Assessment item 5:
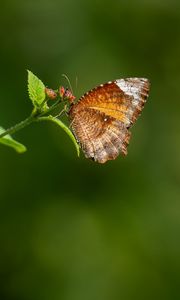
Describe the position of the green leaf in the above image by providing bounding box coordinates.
[27,70,46,108]
[37,116,80,157]
[0,127,27,153]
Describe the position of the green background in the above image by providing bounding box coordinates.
[0,1,180,299]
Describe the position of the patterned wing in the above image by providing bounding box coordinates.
[69,78,150,163]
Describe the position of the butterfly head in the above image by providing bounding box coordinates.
[59,86,76,104]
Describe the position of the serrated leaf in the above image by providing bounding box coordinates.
[27,70,46,108]
[0,127,27,153]
[37,116,80,157]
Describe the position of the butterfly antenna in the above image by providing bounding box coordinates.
[75,76,78,94]
[62,74,74,94]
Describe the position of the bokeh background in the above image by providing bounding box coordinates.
[0,0,180,299]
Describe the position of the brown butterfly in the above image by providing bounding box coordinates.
[68,78,150,163]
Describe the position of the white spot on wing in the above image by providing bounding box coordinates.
[115,78,148,106]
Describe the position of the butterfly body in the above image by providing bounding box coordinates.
[69,78,150,163]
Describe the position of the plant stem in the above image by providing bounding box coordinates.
[0,100,64,139]
[36,116,80,156]
[0,114,36,138]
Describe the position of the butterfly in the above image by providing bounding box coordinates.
[68,78,150,163]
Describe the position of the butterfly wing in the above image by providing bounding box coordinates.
[69,78,150,163]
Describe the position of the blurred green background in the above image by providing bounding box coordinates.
[0,0,180,299]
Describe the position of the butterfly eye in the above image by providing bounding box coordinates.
[64,89,76,103]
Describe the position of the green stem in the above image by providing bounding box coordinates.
[0,98,71,156]
[0,114,36,138]
[0,99,63,139]
[36,116,80,157]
